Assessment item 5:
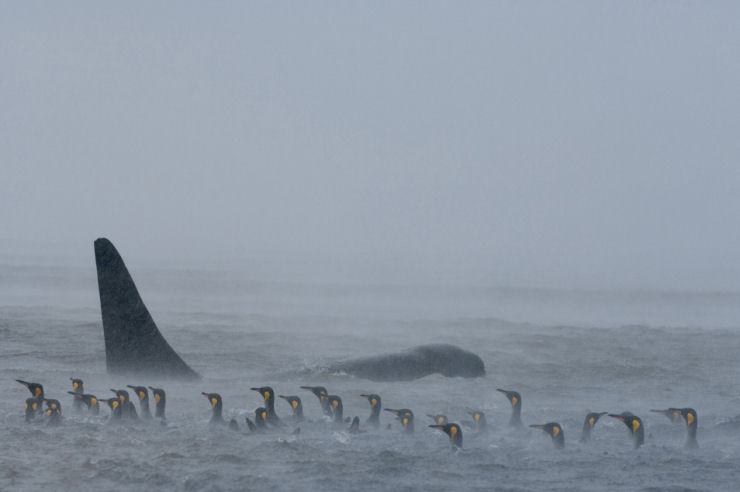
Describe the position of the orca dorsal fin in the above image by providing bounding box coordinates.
[95,238,200,380]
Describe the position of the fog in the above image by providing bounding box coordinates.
[2,1,739,291]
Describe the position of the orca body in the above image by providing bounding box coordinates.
[328,344,484,382]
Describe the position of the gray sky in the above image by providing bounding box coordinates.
[1,1,739,290]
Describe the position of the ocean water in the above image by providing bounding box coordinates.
[2,262,740,491]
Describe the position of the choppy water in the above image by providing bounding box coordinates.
[2,263,740,491]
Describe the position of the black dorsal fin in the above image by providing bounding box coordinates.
[95,238,200,380]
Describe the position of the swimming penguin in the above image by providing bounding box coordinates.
[127,386,152,419]
[17,380,44,411]
[609,412,644,448]
[348,416,362,434]
[427,414,448,426]
[102,397,123,420]
[251,387,281,425]
[678,408,698,448]
[202,393,225,425]
[110,389,138,419]
[361,394,382,428]
[67,392,100,415]
[385,408,414,433]
[43,399,62,425]
[300,386,332,416]
[70,378,84,411]
[278,395,304,422]
[429,423,463,448]
[580,412,607,442]
[24,397,40,422]
[496,388,522,428]
[530,422,565,449]
[148,387,166,419]
[253,407,268,430]
[326,395,344,424]
[468,410,487,433]
[650,408,682,423]
[360,393,382,427]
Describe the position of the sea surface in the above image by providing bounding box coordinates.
[2,261,740,491]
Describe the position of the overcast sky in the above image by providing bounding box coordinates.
[1,1,739,290]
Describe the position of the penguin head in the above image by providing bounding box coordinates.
[531,422,562,438]
[327,395,342,411]
[585,412,607,428]
[127,386,149,402]
[253,407,267,426]
[279,395,302,412]
[148,387,165,404]
[111,389,129,403]
[385,408,413,428]
[201,392,222,410]
[251,387,274,405]
[427,414,448,425]
[609,413,642,434]
[361,394,381,409]
[300,386,328,401]
[24,398,40,419]
[530,422,564,448]
[430,423,462,446]
[680,408,697,428]
[17,380,44,399]
[70,378,84,392]
[43,399,62,417]
[650,408,682,423]
[469,410,486,426]
[496,388,521,408]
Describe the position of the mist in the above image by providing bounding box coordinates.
[2,1,740,291]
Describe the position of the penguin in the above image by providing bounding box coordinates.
[228,418,240,431]
[530,422,565,449]
[427,414,448,426]
[43,399,62,425]
[67,392,100,415]
[102,397,122,420]
[202,393,225,425]
[326,395,344,424]
[361,394,382,428]
[24,397,40,422]
[127,385,152,419]
[468,410,487,433]
[17,380,44,412]
[496,388,522,428]
[650,408,682,423]
[300,386,331,416]
[609,412,644,448]
[148,387,166,419]
[384,408,414,433]
[70,378,84,411]
[580,412,607,442]
[251,387,281,425]
[429,423,463,448]
[278,395,304,422]
[110,389,138,419]
[348,416,362,434]
[253,407,268,430]
[678,408,698,449]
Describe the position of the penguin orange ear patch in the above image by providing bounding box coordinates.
[291,400,298,409]
[552,426,561,437]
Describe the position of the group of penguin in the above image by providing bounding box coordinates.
[17,377,699,450]
[16,378,167,424]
